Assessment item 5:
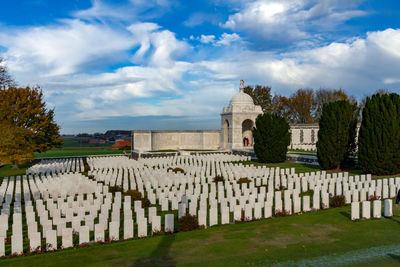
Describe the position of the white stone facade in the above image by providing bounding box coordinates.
[220,81,263,150]
[132,81,324,152]
[132,130,220,151]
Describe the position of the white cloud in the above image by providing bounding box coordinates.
[200,35,216,44]
[216,33,241,46]
[0,19,134,76]
[197,28,400,96]
[222,0,366,48]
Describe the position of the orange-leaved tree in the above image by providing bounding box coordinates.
[0,86,63,168]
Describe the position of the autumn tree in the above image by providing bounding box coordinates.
[271,94,291,119]
[288,89,316,123]
[0,123,35,168]
[0,86,63,167]
[0,57,16,88]
[244,85,273,113]
[314,89,356,120]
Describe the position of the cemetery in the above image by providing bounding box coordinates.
[0,153,400,265]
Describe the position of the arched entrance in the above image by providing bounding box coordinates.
[242,119,254,148]
[223,120,230,149]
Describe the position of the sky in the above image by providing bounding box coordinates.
[0,0,399,134]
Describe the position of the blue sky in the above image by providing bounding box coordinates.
[0,0,399,134]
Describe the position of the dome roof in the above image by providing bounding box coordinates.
[229,91,254,106]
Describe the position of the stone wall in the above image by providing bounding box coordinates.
[132,124,360,152]
[132,130,220,151]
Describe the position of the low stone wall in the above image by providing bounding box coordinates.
[132,130,220,151]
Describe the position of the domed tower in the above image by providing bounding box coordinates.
[221,80,263,150]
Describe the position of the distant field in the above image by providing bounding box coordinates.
[61,139,112,148]
[32,138,130,158]
[34,149,130,158]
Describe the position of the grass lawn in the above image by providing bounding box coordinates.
[34,149,130,158]
[0,162,34,178]
[3,206,400,266]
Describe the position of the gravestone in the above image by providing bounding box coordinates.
[46,230,57,251]
[362,201,371,219]
[165,214,174,233]
[124,219,134,239]
[138,218,148,238]
[384,199,393,217]
[152,216,161,234]
[373,200,381,218]
[95,224,105,242]
[351,202,360,220]
[62,228,73,248]
[109,221,119,241]
[29,232,41,252]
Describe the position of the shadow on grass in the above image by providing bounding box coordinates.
[387,253,400,262]
[340,211,351,220]
[133,234,177,267]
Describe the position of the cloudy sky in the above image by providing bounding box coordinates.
[0,0,399,134]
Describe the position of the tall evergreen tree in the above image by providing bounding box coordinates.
[253,113,291,163]
[317,100,358,170]
[358,93,400,175]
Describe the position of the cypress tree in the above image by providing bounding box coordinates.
[316,100,358,170]
[253,113,291,163]
[358,93,400,175]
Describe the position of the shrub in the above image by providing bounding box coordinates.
[109,185,123,193]
[167,167,185,174]
[317,100,358,170]
[84,163,90,172]
[369,195,380,201]
[274,210,289,217]
[178,215,199,232]
[358,93,400,175]
[213,175,224,183]
[253,113,291,163]
[330,195,345,208]
[237,177,251,185]
[123,190,150,208]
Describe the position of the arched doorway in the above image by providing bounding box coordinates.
[223,120,230,149]
[242,119,254,148]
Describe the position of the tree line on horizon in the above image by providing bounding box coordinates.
[244,85,392,124]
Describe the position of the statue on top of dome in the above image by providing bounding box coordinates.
[240,80,244,92]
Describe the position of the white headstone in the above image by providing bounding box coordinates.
[351,202,360,220]
[362,201,371,219]
[138,218,148,238]
[165,214,174,233]
[79,226,90,244]
[109,221,119,241]
[152,216,161,234]
[62,228,73,249]
[124,219,134,239]
[45,230,57,251]
[95,224,105,242]
[384,199,393,217]
[373,200,381,219]
[29,231,41,252]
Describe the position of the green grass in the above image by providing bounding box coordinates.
[34,149,130,158]
[0,162,33,178]
[62,139,112,148]
[3,207,400,266]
